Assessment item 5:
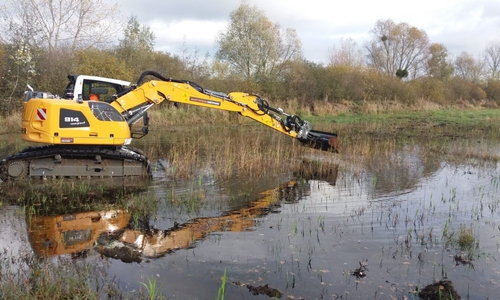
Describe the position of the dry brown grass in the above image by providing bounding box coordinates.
[0,111,22,134]
[149,125,306,179]
[1,98,494,133]
[409,98,444,111]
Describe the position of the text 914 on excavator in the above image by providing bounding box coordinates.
[0,71,338,181]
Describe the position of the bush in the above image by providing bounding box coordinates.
[338,67,366,101]
[449,77,487,102]
[363,70,416,104]
[485,80,500,103]
[413,77,450,105]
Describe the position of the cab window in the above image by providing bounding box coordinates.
[82,80,123,102]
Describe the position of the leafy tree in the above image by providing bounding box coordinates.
[484,41,500,80]
[454,52,484,83]
[365,19,429,78]
[116,15,155,75]
[426,43,454,80]
[215,2,302,83]
[119,16,155,52]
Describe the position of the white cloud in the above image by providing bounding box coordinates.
[149,19,227,54]
[118,0,500,63]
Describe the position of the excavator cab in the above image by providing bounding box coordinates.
[62,75,131,102]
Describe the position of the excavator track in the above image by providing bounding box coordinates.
[0,145,150,181]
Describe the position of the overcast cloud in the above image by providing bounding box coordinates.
[117,0,500,63]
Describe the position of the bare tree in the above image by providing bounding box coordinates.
[484,41,500,80]
[1,0,120,54]
[328,38,364,67]
[454,51,485,83]
[365,19,429,79]
[177,36,212,81]
[215,2,302,82]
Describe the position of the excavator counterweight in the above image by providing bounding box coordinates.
[0,71,338,181]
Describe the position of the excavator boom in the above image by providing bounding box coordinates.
[0,71,338,180]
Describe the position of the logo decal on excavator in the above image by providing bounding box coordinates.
[37,108,47,120]
[189,97,221,106]
[59,109,89,128]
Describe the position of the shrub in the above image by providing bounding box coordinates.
[485,80,500,103]
[413,77,449,105]
[449,77,487,102]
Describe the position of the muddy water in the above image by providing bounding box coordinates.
[1,128,500,299]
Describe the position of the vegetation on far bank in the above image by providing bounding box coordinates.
[2,99,500,136]
[1,1,500,116]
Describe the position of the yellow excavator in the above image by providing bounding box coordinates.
[0,71,338,180]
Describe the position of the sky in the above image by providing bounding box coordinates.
[118,0,500,64]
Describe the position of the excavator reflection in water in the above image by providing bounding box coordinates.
[29,209,130,258]
[28,164,338,262]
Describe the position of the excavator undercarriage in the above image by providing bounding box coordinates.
[0,145,149,181]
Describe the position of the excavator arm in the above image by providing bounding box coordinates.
[111,71,338,151]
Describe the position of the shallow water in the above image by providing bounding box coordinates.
[1,129,499,299]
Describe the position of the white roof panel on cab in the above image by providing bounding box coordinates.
[77,75,131,87]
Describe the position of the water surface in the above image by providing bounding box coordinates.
[0,128,499,299]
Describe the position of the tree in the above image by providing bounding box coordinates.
[1,0,120,54]
[115,15,155,75]
[118,16,155,53]
[365,19,429,79]
[328,38,364,68]
[426,43,454,80]
[0,1,40,93]
[177,37,211,81]
[484,41,500,80]
[454,52,484,83]
[215,2,302,82]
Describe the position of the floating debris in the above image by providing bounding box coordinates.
[418,280,461,300]
[234,281,283,298]
[351,261,368,279]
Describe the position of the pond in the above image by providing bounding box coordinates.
[0,125,499,299]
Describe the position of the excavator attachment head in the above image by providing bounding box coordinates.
[298,130,339,152]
